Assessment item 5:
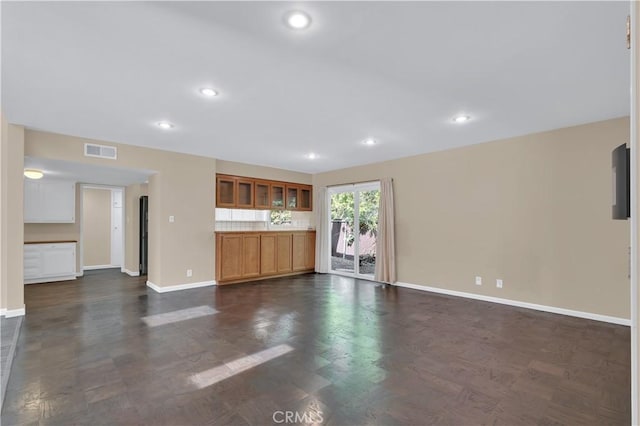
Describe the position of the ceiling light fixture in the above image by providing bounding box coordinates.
[199,88,218,97]
[363,138,377,146]
[453,115,471,123]
[285,11,312,30]
[306,153,317,160]
[156,121,174,130]
[24,169,44,180]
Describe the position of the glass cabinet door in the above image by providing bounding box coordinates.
[216,176,236,207]
[255,182,270,209]
[237,179,254,208]
[271,184,285,209]
[286,186,298,209]
[299,187,312,210]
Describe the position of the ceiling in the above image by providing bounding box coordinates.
[24,157,154,186]
[2,1,630,174]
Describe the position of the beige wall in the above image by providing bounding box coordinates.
[1,121,25,312]
[23,129,216,288]
[82,188,112,267]
[1,114,7,310]
[125,183,148,274]
[216,159,312,184]
[633,3,639,421]
[315,117,631,319]
[24,184,82,272]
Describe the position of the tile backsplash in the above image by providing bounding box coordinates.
[215,208,314,231]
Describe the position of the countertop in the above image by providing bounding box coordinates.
[215,229,315,234]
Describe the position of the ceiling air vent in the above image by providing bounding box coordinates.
[84,143,117,160]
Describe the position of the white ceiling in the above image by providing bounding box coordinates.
[2,1,630,174]
[24,157,154,186]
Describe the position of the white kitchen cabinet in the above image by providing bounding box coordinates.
[23,243,77,284]
[24,180,76,223]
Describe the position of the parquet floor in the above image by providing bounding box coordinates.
[0,269,631,425]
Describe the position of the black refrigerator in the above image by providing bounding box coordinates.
[139,196,149,275]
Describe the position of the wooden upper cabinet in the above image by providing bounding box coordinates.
[271,183,285,209]
[216,176,236,207]
[236,179,254,208]
[216,174,312,211]
[286,185,299,210]
[299,186,312,211]
[255,181,271,209]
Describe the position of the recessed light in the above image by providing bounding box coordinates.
[285,11,312,30]
[453,115,471,123]
[306,153,317,160]
[156,121,174,130]
[199,88,218,97]
[24,169,44,179]
[363,138,377,146]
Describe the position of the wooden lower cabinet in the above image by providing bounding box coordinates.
[277,234,293,273]
[260,234,277,275]
[305,232,315,270]
[292,233,307,272]
[216,231,315,284]
[216,234,243,282]
[242,235,261,278]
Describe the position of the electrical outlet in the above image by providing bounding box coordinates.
[475,276,482,286]
[496,279,503,289]
[169,215,175,223]
[186,269,193,277]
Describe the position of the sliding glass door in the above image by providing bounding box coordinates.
[329,182,380,279]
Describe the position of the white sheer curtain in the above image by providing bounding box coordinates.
[314,186,330,273]
[375,178,396,283]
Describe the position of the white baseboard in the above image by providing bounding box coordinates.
[76,272,84,277]
[24,275,77,285]
[83,264,118,271]
[146,280,216,293]
[394,281,631,326]
[124,269,140,277]
[0,305,26,318]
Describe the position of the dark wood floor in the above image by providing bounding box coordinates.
[1,269,631,425]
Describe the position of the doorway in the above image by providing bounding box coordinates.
[80,185,124,271]
[329,182,380,279]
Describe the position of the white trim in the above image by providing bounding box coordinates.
[1,305,26,318]
[395,281,631,326]
[146,280,216,293]
[124,269,140,277]
[76,272,84,277]
[82,264,118,270]
[24,276,77,285]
